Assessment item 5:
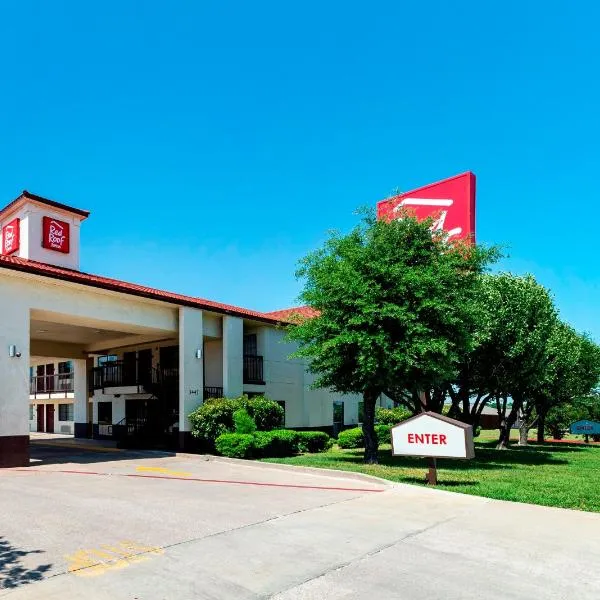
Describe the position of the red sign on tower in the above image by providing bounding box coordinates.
[2,218,20,255]
[377,172,476,243]
[42,216,70,253]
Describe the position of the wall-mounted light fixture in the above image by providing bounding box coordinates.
[8,345,21,358]
[195,348,202,359]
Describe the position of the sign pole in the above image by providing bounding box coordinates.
[426,457,437,485]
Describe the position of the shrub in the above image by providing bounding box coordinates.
[338,425,391,449]
[375,406,412,425]
[375,424,391,443]
[337,427,364,449]
[215,433,255,458]
[233,408,257,434]
[189,395,283,442]
[244,396,284,431]
[251,429,299,457]
[189,398,239,441]
[296,431,333,453]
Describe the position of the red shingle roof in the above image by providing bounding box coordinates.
[264,306,319,320]
[0,254,294,325]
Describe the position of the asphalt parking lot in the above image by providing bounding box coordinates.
[1,443,599,599]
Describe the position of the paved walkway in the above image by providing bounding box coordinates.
[0,447,599,599]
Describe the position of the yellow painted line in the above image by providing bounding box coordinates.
[135,465,192,477]
[66,540,164,577]
[30,440,122,453]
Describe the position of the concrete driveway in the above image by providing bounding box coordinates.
[0,444,599,599]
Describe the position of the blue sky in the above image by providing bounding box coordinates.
[1,1,598,340]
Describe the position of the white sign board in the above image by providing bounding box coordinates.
[391,412,475,459]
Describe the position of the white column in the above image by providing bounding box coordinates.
[73,359,88,438]
[0,298,30,467]
[178,307,204,440]
[222,316,243,398]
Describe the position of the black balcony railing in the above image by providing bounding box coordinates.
[91,360,162,391]
[204,386,223,400]
[243,355,264,385]
[30,373,74,398]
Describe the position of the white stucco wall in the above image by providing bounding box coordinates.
[178,307,204,432]
[204,339,223,388]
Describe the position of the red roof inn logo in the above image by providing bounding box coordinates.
[2,218,20,255]
[43,216,70,253]
[377,172,476,243]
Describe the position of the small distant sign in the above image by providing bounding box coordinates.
[570,420,600,436]
[391,412,475,459]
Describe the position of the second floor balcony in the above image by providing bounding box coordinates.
[30,373,74,398]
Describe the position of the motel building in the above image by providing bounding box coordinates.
[0,191,382,468]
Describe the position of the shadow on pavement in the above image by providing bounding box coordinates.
[0,537,52,590]
[29,444,175,467]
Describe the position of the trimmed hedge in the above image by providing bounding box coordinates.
[189,395,284,442]
[233,408,256,434]
[337,425,392,449]
[214,429,334,459]
[297,431,333,453]
[375,406,412,425]
[215,433,255,458]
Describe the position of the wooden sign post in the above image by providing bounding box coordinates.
[391,412,475,485]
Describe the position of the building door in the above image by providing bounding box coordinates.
[46,405,55,433]
[36,365,46,393]
[36,405,44,432]
[123,352,137,386]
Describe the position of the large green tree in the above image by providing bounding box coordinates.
[288,210,497,463]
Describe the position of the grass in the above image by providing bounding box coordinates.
[262,430,600,512]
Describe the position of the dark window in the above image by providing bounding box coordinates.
[98,401,112,424]
[58,403,73,421]
[58,361,72,374]
[333,401,344,424]
[243,334,257,356]
[358,401,365,424]
[277,401,286,426]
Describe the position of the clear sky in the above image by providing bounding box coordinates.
[1,1,598,340]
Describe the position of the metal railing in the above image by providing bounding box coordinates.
[243,355,264,384]
[30,373,74,398]
[204,386,223,400]
[91,361,160,391]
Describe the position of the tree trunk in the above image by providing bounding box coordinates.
[497,402,520,450]
[517,408,528,446]
[537,411,546,443]
[362,388,380,464]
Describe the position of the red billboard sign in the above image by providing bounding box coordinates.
[2,218,20,255]
[42,216,70,253]
[377,172,476,242]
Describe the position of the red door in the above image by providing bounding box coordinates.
[37,405,44,432]
[46,405,55,434]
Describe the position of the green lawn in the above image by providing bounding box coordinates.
[262,435,600,512]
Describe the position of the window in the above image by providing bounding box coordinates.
[58,361,72,374]
[358,401,365,424]
[98,401,112,424]
[58,403,74,421]
[243,334,257,356]
[98,355,117,366]
[29,405,34,420]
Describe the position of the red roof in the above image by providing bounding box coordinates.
[264,306,319,320]
[0,254,296,325]
[0,190,90,221]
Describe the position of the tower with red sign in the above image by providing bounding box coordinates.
[0,191,89,270]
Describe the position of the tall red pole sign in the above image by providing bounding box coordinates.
[376,172,476,243]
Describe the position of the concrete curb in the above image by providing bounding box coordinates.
[197,454,394,487]
[30,440,123,453]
